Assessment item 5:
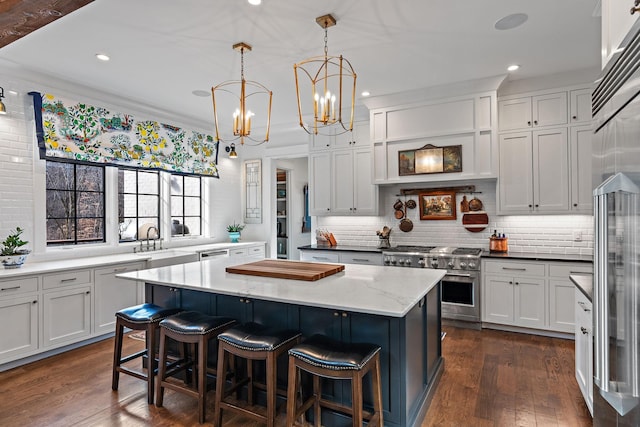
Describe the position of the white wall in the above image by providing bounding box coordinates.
[317,181,593,255]
[0,61,246,261]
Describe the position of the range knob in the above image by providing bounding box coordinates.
[405,259,412,266]
[390,259,397,265]
[447,261,455,269]
[383,257,391,265]
[398,259,405,266]
[459,261,467,269]
[418,258,426,267]
[431,259,439,268]
[468,261,477,269]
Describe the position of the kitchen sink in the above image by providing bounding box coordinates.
[135,248,199,268]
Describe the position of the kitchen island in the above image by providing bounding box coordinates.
[118,258,445,427]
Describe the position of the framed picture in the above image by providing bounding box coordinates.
[398,144,462,176]
[398,150,415,176]
[419,190,457,220]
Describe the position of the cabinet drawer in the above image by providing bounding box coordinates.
[43,269,92,290]
[0,276,38,296]
[229,248,248,257]
[247,245,265,258]
[94,262,145,276]
[483,261,545,277]
[549,263,592,278]
[300,251,340,263]
[340,253,382,265]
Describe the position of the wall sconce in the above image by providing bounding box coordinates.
[0,87,7,115]
[225,143,238,158]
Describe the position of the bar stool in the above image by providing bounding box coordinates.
[285,334,384,427]
[214,322,302,427]
[155,311,236,424]
[112,303,182,404]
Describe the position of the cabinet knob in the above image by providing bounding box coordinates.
[573,203,578,207]
[86,291,90,294]
[327,208,330,211]
[334,312,340,317]
[533,120,538,125]
[32,300,37,304]
[509,281,513,285]
[535,204,539,208]
[342,312,348,317]
[528,204,533,208]
[572,115,577,120]
[245,299,251,304]
[514,282,519,285]
[353,207,357,211]
[581,326,588,334]
[527,121,531,126]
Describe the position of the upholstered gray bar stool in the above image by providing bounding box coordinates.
[285,334,384,427]
[214,322,302,427]
[112,303,182,404]
[155,311,236,424]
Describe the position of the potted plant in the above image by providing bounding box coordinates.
[226,222,245,243]
[1,227,31,269]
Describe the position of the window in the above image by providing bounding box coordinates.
[170,174,201,237]
[118,169,160,241]
[46,161,105,245]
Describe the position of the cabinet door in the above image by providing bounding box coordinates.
[513,277,546,329]
[42,285,92,348]
[548,279,575,332]
[570,125,593,212]
[532,92,567,128]
[498,132,534,213]
[352,121,370,147]
[309,153,331,215]
[310,133,333,151]
[0,295,38,363]
[498,97,532,131]
[574,289,593,415]
[532,128,569,212]
[146,284,180,308]
[483,275,515,324]
[332,150,355,214]
[333,129,354,149]
[352,148,377,215]
[601,0,639,67]
[570,88,592,124]
[94,263,144,335]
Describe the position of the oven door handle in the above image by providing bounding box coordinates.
[444,272,472,278]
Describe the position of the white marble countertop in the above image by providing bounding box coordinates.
[0,241,266,279]
[117,258,445,318]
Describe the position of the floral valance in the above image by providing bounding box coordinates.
[29,92,219,178]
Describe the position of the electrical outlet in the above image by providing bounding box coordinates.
[573,231,583,242]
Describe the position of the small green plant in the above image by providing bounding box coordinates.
[226,223,245,233]
[1,227,29,255]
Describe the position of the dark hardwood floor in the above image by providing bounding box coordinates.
[0,326,592,426]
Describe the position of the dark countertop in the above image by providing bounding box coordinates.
[570,274,593,302]
[298,244,383,253]
[482,251,593,263]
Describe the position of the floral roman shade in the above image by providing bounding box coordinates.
[29,92,219,177]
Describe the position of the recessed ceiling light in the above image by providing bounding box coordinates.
[248,0,261,5]
[494,13,528,31]
[95,53,110,61]
[192,90,210,97]
[507,64,520,72]
[361,91,370,97]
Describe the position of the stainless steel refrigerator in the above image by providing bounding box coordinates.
[592,18,640,427]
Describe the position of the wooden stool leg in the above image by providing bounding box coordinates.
[155,328,167,407]
[313,374,321,427]
[214,343,227,427]
[198,335,207,424]
[146,322,157,404]
[351,371,363,427]
[111,320,124,391]
[286,355,298,427]
[247,358,254,406]
[371,356,384,426]
[266,352,276,427]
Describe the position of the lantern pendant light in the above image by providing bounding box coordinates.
[294,14,357,136]
[212,42,272,145]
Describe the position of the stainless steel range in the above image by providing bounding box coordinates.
[382,246,482,325]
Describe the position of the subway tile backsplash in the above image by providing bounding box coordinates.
[317,181,593,256]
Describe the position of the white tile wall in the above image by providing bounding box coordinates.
[317,181,593,255]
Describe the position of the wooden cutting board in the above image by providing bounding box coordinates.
[462,212,489,232]
[226,259,345,281]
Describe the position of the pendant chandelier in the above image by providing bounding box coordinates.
[212,42,272,145]
[294,14,357,136]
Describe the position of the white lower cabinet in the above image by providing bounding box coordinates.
[42,285,92,348]
[482,259,592,333]
[574,288,593,415]
[0,294,39,364]
[94,262,145,335]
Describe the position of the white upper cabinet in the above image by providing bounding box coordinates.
[601,0,639,68]
[499,92,567,131]
[570,88,592,124]
[309,152,331,215]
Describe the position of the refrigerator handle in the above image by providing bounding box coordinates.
[593,192,609,391]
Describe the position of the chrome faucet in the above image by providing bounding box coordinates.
[146,226,159,250]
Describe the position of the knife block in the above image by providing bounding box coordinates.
[489,237,508,253]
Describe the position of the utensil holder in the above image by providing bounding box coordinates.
[377,237,390,249]
[489,237,508,253]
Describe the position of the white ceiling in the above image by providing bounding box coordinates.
[0,0,601,131]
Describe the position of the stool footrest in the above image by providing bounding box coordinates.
[118,348,147,364]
